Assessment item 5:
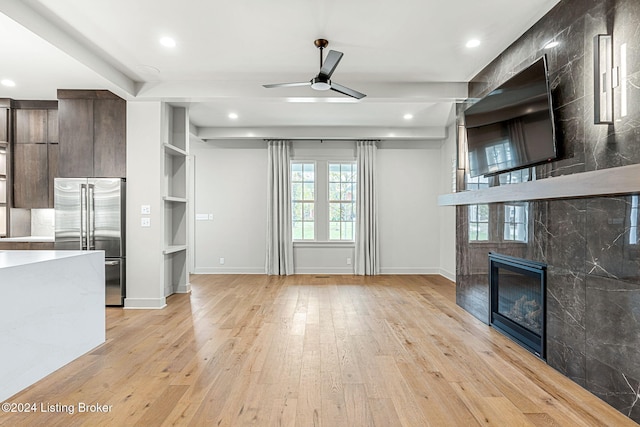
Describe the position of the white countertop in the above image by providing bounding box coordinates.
[0,250,101,269]
[0,236,55,243]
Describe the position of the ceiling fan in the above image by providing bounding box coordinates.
[263,39,366,99]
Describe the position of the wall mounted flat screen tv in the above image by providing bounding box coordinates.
[464,56,557,178]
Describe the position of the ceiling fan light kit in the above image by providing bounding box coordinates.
[263,39,366,99]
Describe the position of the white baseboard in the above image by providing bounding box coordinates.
[293,267,355,275]
[124,298,167,309]
[193,267,266,274]
[439,268,456,282]
[379,267,441,275]
[174,282,191,293]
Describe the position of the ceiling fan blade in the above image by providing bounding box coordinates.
[318,50,344,79]
[330,82,366,99]
[263,81,311,88]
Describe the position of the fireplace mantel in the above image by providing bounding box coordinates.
[438,163,640,206]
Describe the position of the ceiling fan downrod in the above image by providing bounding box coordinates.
[314,38,329,68]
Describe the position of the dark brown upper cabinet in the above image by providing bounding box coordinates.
[0,107,8,142]
[57,90,126,178]
[14,109,47,143]
[11,101,59,209]
[13,143,49,208]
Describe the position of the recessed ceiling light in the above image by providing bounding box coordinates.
[544,41,560,49]
[466,39,481,48]
[228,112,238,120]
[159,36,176,48]
[1,79,16,87]
[403,113,414,120]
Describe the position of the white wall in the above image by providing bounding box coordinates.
[438,123,458,281]
[125,101,165,308]
[190,139,448,275]
[190,140,268,273]
[377,142,443,274]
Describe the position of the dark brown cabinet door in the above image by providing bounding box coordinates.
[47,109,59,143]
[14,109,47,144]
[0,108,7,142]
[47,143,58,207]
[94,98,126,177]
[13,144,49,208]
[58,99,94,177]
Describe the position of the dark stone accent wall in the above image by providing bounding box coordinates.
[456,0,640,422]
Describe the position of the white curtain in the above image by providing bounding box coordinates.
[266,140,294,275]
[355,140,379,275]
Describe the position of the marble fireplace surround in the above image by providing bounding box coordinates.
[440,167,640,423]
[441,0,640,421]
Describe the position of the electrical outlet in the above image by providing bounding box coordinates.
[141,217,151,227]
[219,257,225,265]
[141,205,151,215]
[346,257,352,265]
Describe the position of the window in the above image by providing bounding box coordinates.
[467,174,490,242]
[485,140,515,173]
[504,203,528,242]
[329,162,357,240]
[291,162,315,240]
[498,168,531,185]
[469,204,490,241]
[290,159,357,242]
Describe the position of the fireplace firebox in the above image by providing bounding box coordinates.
[489,252,546,359]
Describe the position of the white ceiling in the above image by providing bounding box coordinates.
[0,0,560,140]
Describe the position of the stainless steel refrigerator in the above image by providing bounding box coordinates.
[54,178,126,306]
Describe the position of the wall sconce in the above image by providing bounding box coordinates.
[457,124,467,170]
[594,34,613,124]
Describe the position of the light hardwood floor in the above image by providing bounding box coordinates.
[1,274,636,426]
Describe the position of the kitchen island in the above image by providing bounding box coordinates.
[0,250,105,402]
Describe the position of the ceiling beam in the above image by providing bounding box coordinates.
[197,126,447,141]
[135,80,468,102]
[0,0,136,96]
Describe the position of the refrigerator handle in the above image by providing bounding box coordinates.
[80,184,87,250]
[88,184,95,250]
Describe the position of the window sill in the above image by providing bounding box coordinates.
[293,241,355,249]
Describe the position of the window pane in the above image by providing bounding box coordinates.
[477,223,489,241]
[342,203,354,221]
[303,183,314,200]
[342,221,354,240]
[329,183,341,201]
[329,222,341,240]
[329,164,341,181]
[293,221,303,240]
[303,164,314,181]
[292,202,302,221]
[329,203,340,221]
[291,163,303,181]
[469,205,478,221]
[303,203,314,220]
[303,221,315,240]
[478,205,489,221]
[292,183,303,200]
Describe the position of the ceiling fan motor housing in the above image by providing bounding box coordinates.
[311,76,331,90]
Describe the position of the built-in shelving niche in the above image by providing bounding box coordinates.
[162,104,190,297]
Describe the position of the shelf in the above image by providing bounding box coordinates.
[163,196,187,203]
[163,245,187,255]
[438,163,640,206]
[163,143,187,157]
